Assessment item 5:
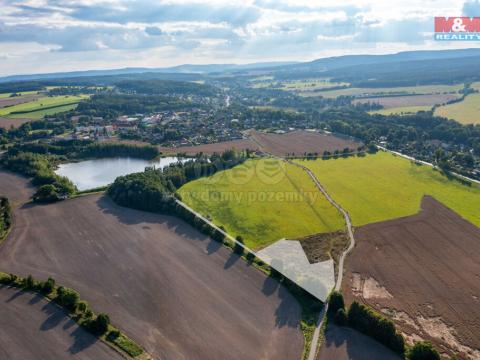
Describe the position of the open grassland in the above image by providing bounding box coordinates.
[343,197,480,359]
[295,151,480,227]
[303,84,464,98]
[0,95,88,119]
[434,93,480,124]
[370,105,432,115]
[178,158,345,249]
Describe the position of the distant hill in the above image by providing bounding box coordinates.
[0,62,297,83]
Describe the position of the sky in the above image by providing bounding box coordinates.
[1,0,480,76]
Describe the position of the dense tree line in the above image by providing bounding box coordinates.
[328,291,442,359]
[0,197,11,239]
[1,151,76,202]
[74,94,202,119]
[116,79,219,97]
[14,140,159,160]
[108,149,249,211]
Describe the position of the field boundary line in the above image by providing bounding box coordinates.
[377,146,480,185]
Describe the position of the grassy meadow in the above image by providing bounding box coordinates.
[434,93,480,124]
[295,151,480,227]
[178,158,345,249]
[0,95,88,118]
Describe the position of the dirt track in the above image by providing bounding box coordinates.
[250,130,361,156]
[159,139,258,155]
[0,286,120,360]
[317,324,400,360]
[343,196,480,359]
[0,194,303,359]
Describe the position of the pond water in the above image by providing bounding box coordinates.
[55,157,184,191]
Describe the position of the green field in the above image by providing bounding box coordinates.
[295,151,480,228]
[0,91,39,99]
[434,93,480,124]
[178,158,345,249]
[302,84,464,98]
[0,95,88,118]
[370,105,432,115]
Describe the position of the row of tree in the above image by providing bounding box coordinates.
[0,197,12,239]
[0,272,143,356]
[329,291,442,360]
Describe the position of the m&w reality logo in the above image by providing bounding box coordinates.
[435,17,480,40]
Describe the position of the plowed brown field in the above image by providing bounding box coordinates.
[343,196,480,359]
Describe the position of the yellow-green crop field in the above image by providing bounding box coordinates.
[0,95,88,119]
[295,151,480,228]
[434,93,480,125]
[302,84,464,98]
[178,158,345,249]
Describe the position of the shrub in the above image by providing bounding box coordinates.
[107,329,120,341]
[334,308,348,326]
[89,313,110,335]
[33,184,59,203]
[406,341,440,360]
[23,274,35,289]
[328,291,345,314]
[84,309,93,319]
[55,286,80,311]
[77,300,88,314]
[41,277,55,294]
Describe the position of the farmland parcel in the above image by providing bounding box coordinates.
[295,151,480,227]
[178,158,345,249]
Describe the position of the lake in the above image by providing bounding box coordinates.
[55,157,184,191]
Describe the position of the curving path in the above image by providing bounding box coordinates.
[285,160,356,360]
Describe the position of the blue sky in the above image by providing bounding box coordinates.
[0,0,480,76]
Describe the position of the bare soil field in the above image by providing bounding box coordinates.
[249,130,361,156]
[0,170,34,205]
[0,194,303,360]
[0,117,32,129]
[0,94,41,109]
[0,287,120,360]
[159,139,258,155]
[317,323,401,360]
[342,196,480,359]
[353,94,458,109]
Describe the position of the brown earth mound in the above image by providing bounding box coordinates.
[343,196,480,359]
[0,287,121,360]
[249,130,361,156]
[0,194,303,360]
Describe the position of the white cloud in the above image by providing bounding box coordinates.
[0,0,478,75]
